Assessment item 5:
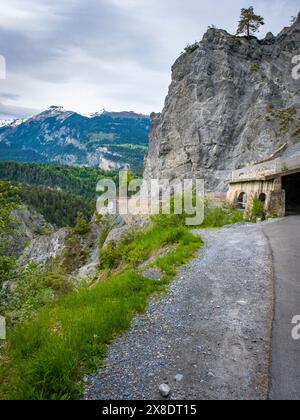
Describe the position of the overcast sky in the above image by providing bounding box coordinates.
[0,0,298,119]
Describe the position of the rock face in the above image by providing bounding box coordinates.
[144,15,300,191]
[19,228,69,266]
[4,206,54,258]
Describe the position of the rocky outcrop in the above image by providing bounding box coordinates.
[19,228,69,266]
[103,225,133,248]
[144,15,300,191]
[4,206,54,258]
[77,243,100,279]
[102,215,150,248]
[16,212,128,278]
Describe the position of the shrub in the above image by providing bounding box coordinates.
[1,264,54,325]
[200,206,244,228]
[0,254,16,282]
[266,106,298,133]
[44,271,73,295]
[251,63,260,73]
[251,198,266,221]
[184,42,199,54]
[73,214,89,235]
[100,240,122,270]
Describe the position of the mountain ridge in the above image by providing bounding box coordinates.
[0,107,150,172]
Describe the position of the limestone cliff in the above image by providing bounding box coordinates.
[144,15,300,191]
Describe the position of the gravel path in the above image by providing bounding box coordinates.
[84,223,274,400]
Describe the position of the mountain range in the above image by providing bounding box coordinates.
[0,107,150,173]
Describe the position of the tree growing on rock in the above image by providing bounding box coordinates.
[73,213,89,235]
[236,7,265,39]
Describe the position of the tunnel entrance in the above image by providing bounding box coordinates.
[259,193,266,203]
[282,172,300,214]
[237,192,247,209]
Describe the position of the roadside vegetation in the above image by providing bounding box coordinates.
[0,193,245,400]
[250,198,266,221]
[0,220,202,400]
[199,202,245,228]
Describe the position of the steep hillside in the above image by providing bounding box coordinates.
[0,108,150,173]
[144,15,300,191]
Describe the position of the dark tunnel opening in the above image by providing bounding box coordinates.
[282,172,300,214]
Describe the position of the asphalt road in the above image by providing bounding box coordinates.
[263,216,300,400]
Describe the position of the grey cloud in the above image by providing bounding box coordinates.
[0,0,162,76]
[0,92,20,100]
[0,102,39,119]
[0,0,299,118]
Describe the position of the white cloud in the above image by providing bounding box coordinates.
[0,0,69,33]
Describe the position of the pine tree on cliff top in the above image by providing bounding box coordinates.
[237,6,265,39]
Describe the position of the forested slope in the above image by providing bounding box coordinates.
[0,161,118,202]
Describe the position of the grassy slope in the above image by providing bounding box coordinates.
[0,224,202,400]
[0,206,244,400]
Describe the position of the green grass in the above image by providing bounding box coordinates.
[2,272,162,400]
[0,202,244,400]
[151,201,245,230]
[0,222,203,400]
[200,205,245,228]
[155,232,202,278]
[100,224,191,270]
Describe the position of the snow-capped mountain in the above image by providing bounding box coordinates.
[0,106,150,172]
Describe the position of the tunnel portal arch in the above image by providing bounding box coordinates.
[237,192,248,209]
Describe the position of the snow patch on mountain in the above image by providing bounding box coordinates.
[0,118,28,128]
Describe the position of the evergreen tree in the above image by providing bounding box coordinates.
[73,213,89,235]
[237,7,265,39]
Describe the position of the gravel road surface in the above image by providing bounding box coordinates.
[84,223,274,400]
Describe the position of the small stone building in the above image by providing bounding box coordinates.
[227,146,300,218]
